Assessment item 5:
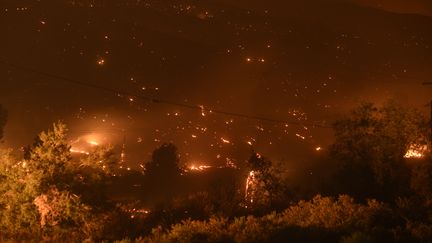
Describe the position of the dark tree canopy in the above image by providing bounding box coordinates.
[247,151,272,172]
[145,143,181,178]
[331,101,428,200]
[0,104,7,140]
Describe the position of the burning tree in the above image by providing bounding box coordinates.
[244,152,289,210]
[331,101,429,200]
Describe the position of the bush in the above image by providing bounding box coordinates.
[133,195,390,243]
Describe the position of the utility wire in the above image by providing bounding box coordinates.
[0,59,332,128]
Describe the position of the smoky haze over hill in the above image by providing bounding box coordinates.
[1,0,431,168]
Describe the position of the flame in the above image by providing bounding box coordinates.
[88,140,99,146]
[296,134,305,140]
[245,170,257,206]
[188,164,212,171]
[70,149,89,155]
[97,58,105,65]
[404,144,427,159]
[199,105,206,116]
[404,148,424,158]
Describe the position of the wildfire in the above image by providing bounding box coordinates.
[70,149,89,155]
[88,140,99,146]
[199,105,206,117]
[296,134,306,140]
[404,144,427,159]
[188,164,212,171]
[129,208,151,219]
[245,171,257,206]
[69,133,107,157]
[97,58,105,65]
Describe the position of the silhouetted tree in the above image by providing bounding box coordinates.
[0,104,7,140]
[247,151,272,171]
[145,143,182,178]
[143,143,182,201]
[331,101,428,200]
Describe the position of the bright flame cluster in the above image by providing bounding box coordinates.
[404,144,427,159]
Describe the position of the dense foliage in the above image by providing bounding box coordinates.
[1,101,432,242]
[331,101,428,200]
[0,122,125,241]
[118,195,421,243]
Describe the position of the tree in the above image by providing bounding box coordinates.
[75,145,118,207]
[244,152,289,210]
[25,121,73,194]
[0,104,7,141]
[143,143,183,201]
[0,148,41,237]
[145,143,182,178]
[0,122,110,240]
[80,145,118,176]
[0,122,75,237]
[331,101,428,200]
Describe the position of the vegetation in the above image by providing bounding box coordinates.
[244,152,290,211]
[129,195,390,243]
[0,122,127,241]
[331,101,428,201]
[1,101,432,242]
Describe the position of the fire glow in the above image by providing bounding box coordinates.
[245,170,257,207]
[70,149,89,155]
[188,164,212,171]
[404,144,427,159]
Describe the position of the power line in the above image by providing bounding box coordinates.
[0,59,331,129]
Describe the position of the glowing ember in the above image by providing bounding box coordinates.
[199,105,206,116]
[296,134,305,140]
[97,58,105,65]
